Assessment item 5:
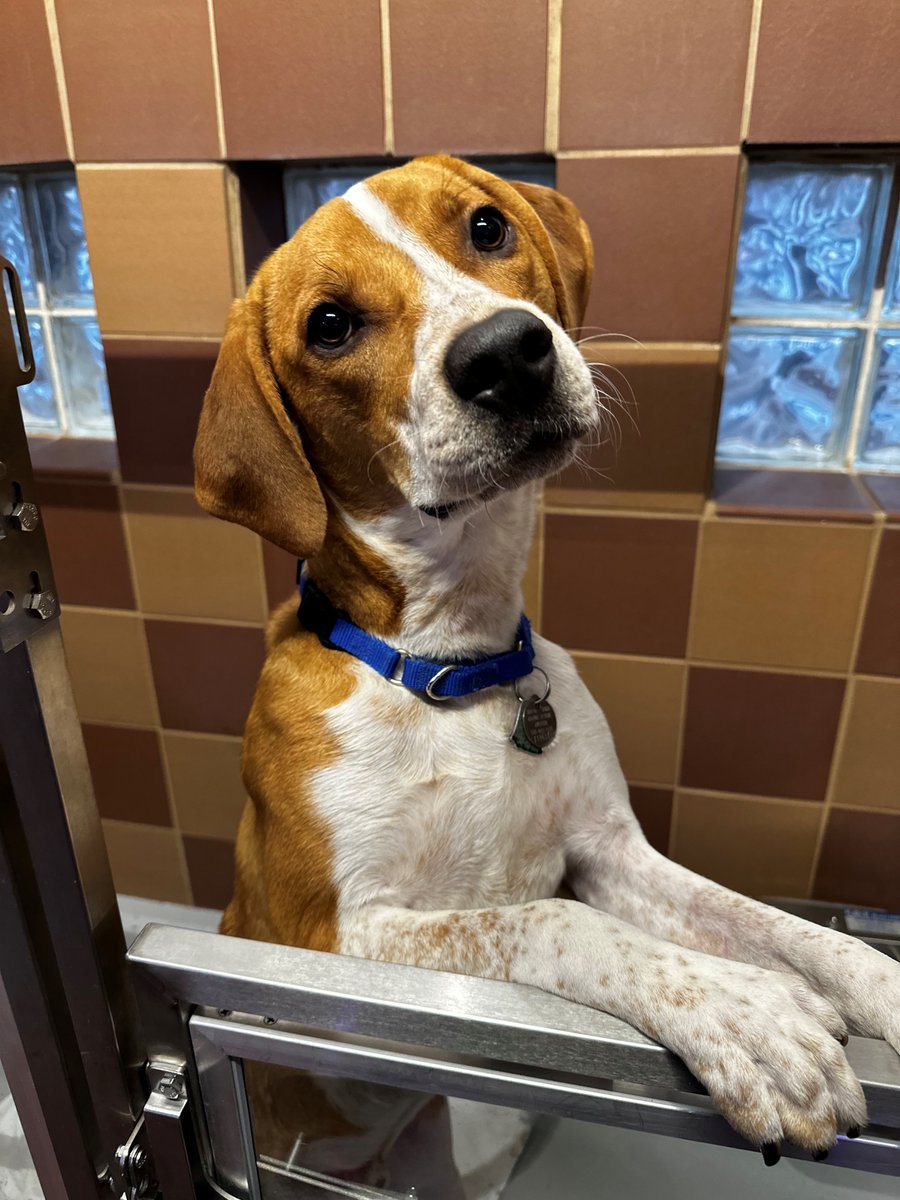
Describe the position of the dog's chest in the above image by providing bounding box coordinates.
[308,642,618,914]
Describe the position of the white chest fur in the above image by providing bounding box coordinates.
[308,634,629,925]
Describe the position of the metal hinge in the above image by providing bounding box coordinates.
[115,1114,156,1200]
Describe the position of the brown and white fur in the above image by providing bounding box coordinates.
[195,156,900,1186]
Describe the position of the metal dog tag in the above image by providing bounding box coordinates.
[510,668,556,755]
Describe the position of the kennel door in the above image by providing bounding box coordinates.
[128,923,900,1199]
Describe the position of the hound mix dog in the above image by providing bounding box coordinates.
[195,155,899,1185]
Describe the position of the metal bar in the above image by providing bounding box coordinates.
[143,1086,198,1200]
[191,1023,258,1200]
[0,268,142,1192]
[0,821,103,1200]
[191,1012,900,1177]
[128,924,900,1128]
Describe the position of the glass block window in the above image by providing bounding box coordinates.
[284,159,556,235]
[717,161,900,472]
[0,169,112,438]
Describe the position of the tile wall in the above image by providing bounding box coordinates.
[5,0,900,910]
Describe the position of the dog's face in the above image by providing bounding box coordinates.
[195,156,597,557]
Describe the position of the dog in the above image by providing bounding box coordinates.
[194,155,900,1187]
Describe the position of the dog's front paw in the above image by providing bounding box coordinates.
[800,929,900,1052]
[653,957,866,1158]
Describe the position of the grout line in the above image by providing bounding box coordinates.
[205,0,228,159]
[155,714,182,834]
[666,789,679,859]
[681,511,706,667]
[76,162,219,171]
[42,0,75,162]
[544,504,701,520]
[63,602,265,630]
[844,285,886,468]
[572,645,852,680]
[117,478,146,615]
[101,332,222,343]
[379,0,395,156]
[671,786,827,810]
[739,0,765,143]
[556,146,740,160]
[544,0,563,155]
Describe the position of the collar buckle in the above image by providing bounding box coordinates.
[387,650,410,687]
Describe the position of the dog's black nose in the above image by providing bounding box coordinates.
[444,309,556,414]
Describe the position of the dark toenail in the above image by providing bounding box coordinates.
[812,1149,828,1161]
[761,1142,781,1167]
[837,1032,849,1046]
[846,1126,860,1139]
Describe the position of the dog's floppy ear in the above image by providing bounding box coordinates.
[508,180,594,332]
[194,287,326,559]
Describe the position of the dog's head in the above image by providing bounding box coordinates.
[195,155,597,557]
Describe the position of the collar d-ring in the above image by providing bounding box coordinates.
[425,664,456,701]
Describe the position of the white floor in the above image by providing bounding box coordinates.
[2,898,897,1199]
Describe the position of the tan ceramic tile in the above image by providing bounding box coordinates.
[672,792,822,899]
[102,820,191,903]
[124,487,267,622]
[690,519,873,672]
[61,609,158,726]
[830,678,900,812]
[56,0,219,160]
[77,166,236,337]
[750,0,900,143]
[574,655,685,785]
[560,0,753,149]
[164,732,246,840]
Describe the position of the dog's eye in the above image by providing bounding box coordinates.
[470,206,509,252]
[308,304,355,349]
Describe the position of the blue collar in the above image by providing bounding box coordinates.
[296,563,535,701]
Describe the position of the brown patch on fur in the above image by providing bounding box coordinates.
[219,626,355,951]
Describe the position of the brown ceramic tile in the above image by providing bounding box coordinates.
[830,678,900,812]
[182,835,235,910]
[750,0,900,143]
[856,527,900,678]
[542,514,698,657]
[235,163,288,282]
[629,786,674,856]
[29,437,119,480]
[124,486,267,623]
[862,475,900,521]
[557,155,740,343]
[55,0,218,161]
[715,469,876,523]
[690,518,873,672]
[105,339,217,487]
[391,0,547,155]
[102,820,191,903]
[560,0,753,150]
[145,619,265,735]
[163,732,246,840]
[673,792,822,899]
[681,667,845,801]
[261,539,297,613]
[813,808,900,910]
[77,166,235,337]
[82,723,170,826]
[61,609,158,726]
[214,0,384,158]
[574,654,685,785]
[0,1,67,165]
[35,480,135,610]
[550,348,721,507]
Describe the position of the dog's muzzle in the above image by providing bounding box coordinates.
[443,308,556,417]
